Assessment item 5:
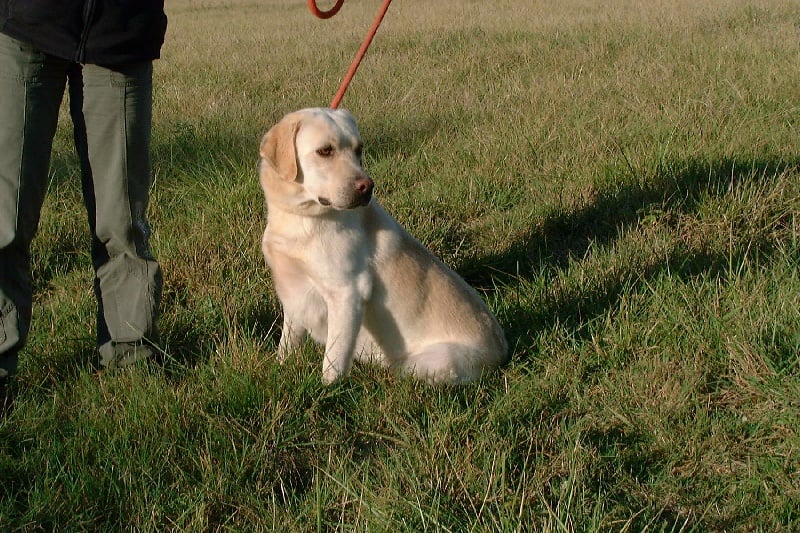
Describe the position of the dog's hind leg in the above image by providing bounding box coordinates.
[399,343,489,384]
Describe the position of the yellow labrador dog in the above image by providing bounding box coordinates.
[259,108,508,384]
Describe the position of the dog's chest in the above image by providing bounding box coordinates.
[265,212,373,293]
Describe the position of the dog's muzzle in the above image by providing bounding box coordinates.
[354,175,374,206]
[318,175,374,209]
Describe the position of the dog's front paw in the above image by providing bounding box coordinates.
[275,348,289,364]
[321,366,344,385]
[321,356,350,385]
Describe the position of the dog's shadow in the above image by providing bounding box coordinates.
[456,155,799,355]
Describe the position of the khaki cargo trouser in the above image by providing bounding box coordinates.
[0,33,162,376]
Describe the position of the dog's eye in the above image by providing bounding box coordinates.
[316,145,334,157]
[355,145,363,160]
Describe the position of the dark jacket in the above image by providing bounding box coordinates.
[0,0,167,65]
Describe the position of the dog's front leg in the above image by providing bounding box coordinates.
[321,290,363,385]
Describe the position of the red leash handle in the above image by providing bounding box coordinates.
[307,0,344,19]
[308,0,393,109]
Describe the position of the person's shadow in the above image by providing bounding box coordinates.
[455,155,799,355]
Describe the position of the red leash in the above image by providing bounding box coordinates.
[308,0,393,109]
[307,0,344,19]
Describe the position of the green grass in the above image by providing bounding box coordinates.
[2,0,800,529]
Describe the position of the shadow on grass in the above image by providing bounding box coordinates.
[459,155,799,353]
[464,154,797,530]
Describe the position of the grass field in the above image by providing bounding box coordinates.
[2,0,800,530]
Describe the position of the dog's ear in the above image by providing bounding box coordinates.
[260,117,301,181]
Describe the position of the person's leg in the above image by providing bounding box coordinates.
[0,34,68,379]
[78,61,162,368]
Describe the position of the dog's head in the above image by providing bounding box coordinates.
[259,108,374,213]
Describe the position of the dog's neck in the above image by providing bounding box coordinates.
[266,198,369,231]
